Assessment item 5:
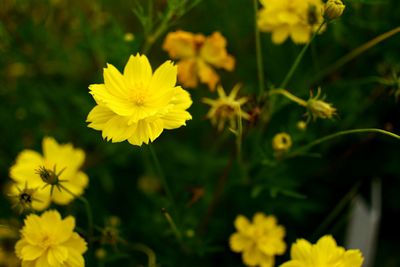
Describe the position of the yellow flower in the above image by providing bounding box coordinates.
[15,210,87,267]
[324,0,346,20]
[163,30,235,90]
[280,235,364,267]
[229,213,286,267]
[272,132,292,153]
[307,88,337,120]
[87,54,192,146]
[9,137,89,210]
[258,0,324,44]
[202,84,250,131]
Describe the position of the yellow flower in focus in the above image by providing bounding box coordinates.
[280,235,364,267]
[202,84,250,131]
[15,210,87,267]
[272,132,292,153]
[258,0,324,44]
[229,213,286,267]
[87,54,192,146]
[163,30,235,90]
[9,137,89,210]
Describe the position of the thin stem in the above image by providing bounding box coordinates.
[120,239,157,267]
[236,106,243,164]
[313,181,361,239]
[280,22,326,89]
[254,0,265,101]
[161,208,183,244]
[148,144,176,210]
[269,88,308,106]
[313,26,400,83]
[291,128,400,156]
[60,185,94,243]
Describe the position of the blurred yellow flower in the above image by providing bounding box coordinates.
[272,132,292,153]
[0,220,20,267]
[324,0,346,20]
[280,235,364,267]
[15,210,87,267]
[229,213,286,267]
[87,54,192,146]
[163,30,235,90]
[258,0,324,44]
[202,84,250,131]
[9,137,89,210]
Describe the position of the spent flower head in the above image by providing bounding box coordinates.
[230,213,286,267]
[280,235,364,267]
[8,182,41,214]
[258,0,325,44]
[87,54,192,146]
[202,84,250,131]
[163,30,235,90]
[15,210,87,267]
[9,137,89,210]
[324,0,346,20]
[307,88,337,121]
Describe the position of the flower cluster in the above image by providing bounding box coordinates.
[258,0,325,44]
[229,213,286,267]
[8,137,89,211]
[87,54,193,146]
[163,30,235,90]
[15,210,87,267]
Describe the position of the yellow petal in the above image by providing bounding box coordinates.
[101,115,137,143]
[291,239,312,261]
[290,24,310,44]
[342,249,364,267]
[47,246,68,266]
[63,233,87,254]
[123,54,152,90]
[21,245,45,261]
[242,247,262,266]
[177,59,198,88]
[87,105,115,130]
[89,84,134,116]
[104,63,130,99]
[272,26,290,44]
[149,60,177,92]
[197,60,219,91]
[127,119,164,146]
[229,233,252,252]
[162,31,199,59]
[234,215,251,232]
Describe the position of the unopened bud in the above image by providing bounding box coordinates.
[324,0,346,20]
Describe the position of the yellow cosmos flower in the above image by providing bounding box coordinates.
[163,30,235,90]
[15,210,87,267]
[229,213,286,267]
[280,235,364,267]
[258,0,324,44]
[9,137,89,210]
[87,54,192,146]
[202,84,250,131]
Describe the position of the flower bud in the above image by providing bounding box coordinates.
[307,99,337,120]
[324,0,346,20]
[272,132,292,153]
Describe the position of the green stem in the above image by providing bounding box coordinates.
[269,88,308,106]
[313,26,400,83]
[60,185,94,243]
[120,239,157,267]
[291,128,400,156]
[313,181,361,239]
[280,22,326,88]
[236,106,243,164]
[254,0,265,101]
[148,144,176,210]
[161,208,183,244]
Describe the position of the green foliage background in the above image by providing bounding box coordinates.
[1,0,400,266]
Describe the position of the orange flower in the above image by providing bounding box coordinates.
[163,30,235,91]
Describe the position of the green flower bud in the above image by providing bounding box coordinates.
[324,0,346,20]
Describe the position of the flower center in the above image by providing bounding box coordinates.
[130,91,147,106]
[39,235,54,248]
